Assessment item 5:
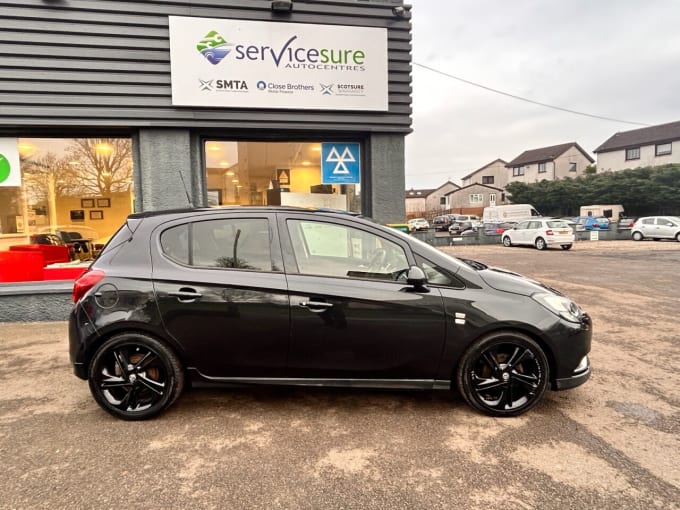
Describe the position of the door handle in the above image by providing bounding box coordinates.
[299,300,333,313]
[168,288,202,302]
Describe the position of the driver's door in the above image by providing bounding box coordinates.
[278,213,446,382]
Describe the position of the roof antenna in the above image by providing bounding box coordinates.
[177,169,193,207]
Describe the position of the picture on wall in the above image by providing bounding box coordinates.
[89,210,104,220]
[81,198,95,208]
[96,198,111,208]
[70,210,85,221]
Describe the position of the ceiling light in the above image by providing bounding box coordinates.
[226,171,235,176]
[219,161,230,167]
[302,161,311,166]
[95,143,113,153]
[311,145,321,152]
[207,144,222,152]
[232,178,239,183]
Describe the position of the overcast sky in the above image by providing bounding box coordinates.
[405,0,680,189]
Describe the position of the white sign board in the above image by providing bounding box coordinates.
[169,16,388,111]
[0,138,21,187]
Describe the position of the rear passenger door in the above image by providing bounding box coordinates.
[152,212,290,378]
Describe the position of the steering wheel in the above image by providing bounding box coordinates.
[367,248,387,272]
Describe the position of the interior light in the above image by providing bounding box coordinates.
[226,171,235,176]
[18,143,35,155]
[207,144,222,152]
[311,145,321,152]
[95,143,113,153]
[219,161,230,167]
[232,178,239,183]
[302,161,311,166]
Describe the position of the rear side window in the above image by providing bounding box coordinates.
[642,218,655,225]
[161,218,273,271]
[547,221,570,228]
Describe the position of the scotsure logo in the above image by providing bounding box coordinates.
[196,31,233,65]
[197,32,366,70]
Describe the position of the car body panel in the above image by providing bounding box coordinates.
[632,216,680,240]
[503,219,575,248]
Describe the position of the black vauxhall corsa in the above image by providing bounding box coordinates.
[69,207,591,420]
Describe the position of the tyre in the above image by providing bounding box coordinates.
[676,233,680,242]
[88,333,184,420]
[560,244,572,250]
[502,236,512,247]
[632,231,643,241]
[535,237,547,250]
[456,332,549,417]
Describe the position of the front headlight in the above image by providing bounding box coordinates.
[532,292,584,323]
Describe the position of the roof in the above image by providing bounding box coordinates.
[444,182,504,196]
[461,159,508,180]
[405,181,460,199]
[506,142,594,167]
[594,120,680,153]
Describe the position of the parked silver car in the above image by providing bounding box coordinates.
[631,216,680,241]
[502,219,575,250]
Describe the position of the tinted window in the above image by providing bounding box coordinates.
[528,221,541,229]
[287,220,408,280]
[161,218,273,271]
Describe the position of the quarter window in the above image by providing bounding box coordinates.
[655,143,672,156]
[287,220,408,280]
[625,147,640,160]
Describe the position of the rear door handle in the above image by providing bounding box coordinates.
[168,288,202,302]
[299,300,333,313]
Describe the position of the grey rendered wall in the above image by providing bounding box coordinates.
[0,0,412,134]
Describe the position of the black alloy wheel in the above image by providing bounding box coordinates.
[456,332,549,417]
[88,333,184,420]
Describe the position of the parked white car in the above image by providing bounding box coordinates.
[502,219,575,250]
[408,218,430,231]
[631,216,680,241]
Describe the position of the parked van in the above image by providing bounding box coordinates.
[579,204,625,222]
[483,204,541,223]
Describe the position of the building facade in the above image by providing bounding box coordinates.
[506,143,594,184]
[0,0,413,319]
[405,181,460,217]
[445,183,507,213]
[594,120,680,172]
[461,159,508,189]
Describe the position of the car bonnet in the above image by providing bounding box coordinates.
[478,266,563,297]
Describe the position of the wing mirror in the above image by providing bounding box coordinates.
[406,266,429,292]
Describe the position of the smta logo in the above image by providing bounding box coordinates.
[320,83,334,95]
[197,31,233,65]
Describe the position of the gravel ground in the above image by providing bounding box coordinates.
[0,240,678,509]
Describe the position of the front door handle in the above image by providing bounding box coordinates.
[299,300,333,313]
[168,288,202,302]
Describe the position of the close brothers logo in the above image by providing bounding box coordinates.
[196,31,367,70]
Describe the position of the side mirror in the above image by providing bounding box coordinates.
[406,266,429,291]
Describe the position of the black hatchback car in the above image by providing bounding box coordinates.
[69,207,591,420]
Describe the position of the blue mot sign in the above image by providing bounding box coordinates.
[321,143,361,184]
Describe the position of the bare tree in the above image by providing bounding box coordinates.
[65,138,133,195]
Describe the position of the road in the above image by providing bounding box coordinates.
[1,240,678,509]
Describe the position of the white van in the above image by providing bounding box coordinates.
[483,204,541,224]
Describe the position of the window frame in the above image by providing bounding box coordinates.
[482,175,494,185]
[512,166,525,177]
[569,162,577,172]
[625,147,641,160]
[538,162,547,174]
[469,193,483,205]
[655,142,672,156]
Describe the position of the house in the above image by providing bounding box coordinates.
[506,142,594,183]
[444,183,507,214]
[461,159,509,189]
[405,181,460,217]
[594,120,680,172]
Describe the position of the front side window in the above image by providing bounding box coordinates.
[287,219,408,280]
[641,218,655,225]
[625,147,640,160]
[655,143,672,156]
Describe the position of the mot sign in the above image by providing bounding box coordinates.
[321,143,361,184]
[169,16,388,111]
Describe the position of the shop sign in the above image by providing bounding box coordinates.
[321,143,360,184]
[0,139,21,187]
[169,16,388,111]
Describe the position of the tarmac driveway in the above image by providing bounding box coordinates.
[1,240,678,509]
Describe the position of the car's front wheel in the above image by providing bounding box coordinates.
[632,231,643,241]
[561,244,572,250]
[456,332,549,417]
[535,237,547,250]
[88,333,184,420]
[502,236,512,247]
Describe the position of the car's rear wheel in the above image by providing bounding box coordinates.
[502,236,512,247]
[632,231,643,241]
[676,233,680,242]
[456,332,549,417]
[561,244,572,250]
[88,333,184,420]
[535,237,547,250]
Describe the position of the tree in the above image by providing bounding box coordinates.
[65,138,133,195]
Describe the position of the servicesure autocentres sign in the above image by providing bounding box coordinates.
[169,16,388,111]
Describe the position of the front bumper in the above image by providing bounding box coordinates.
[554,355,591,390]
